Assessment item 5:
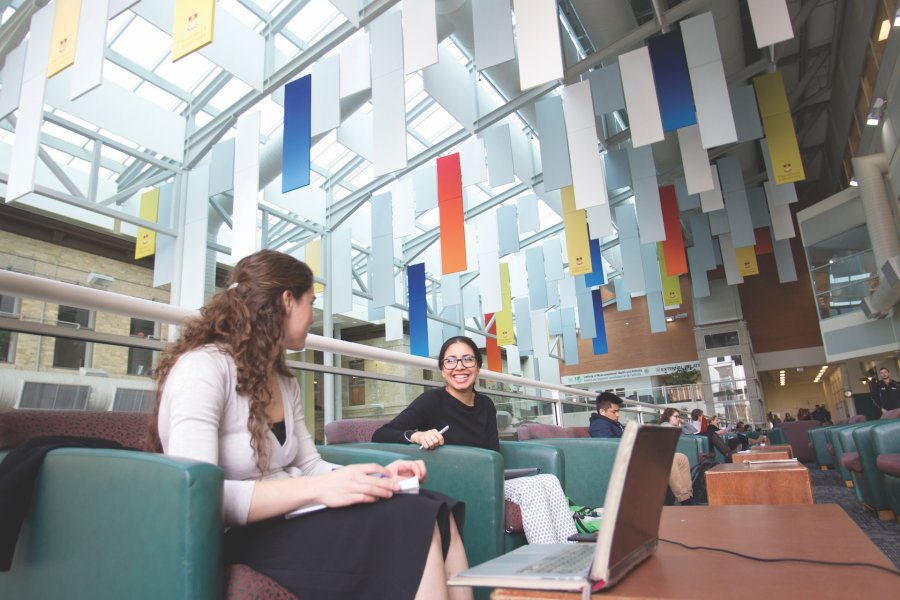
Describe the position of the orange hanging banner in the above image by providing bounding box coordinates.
[437,154,467,274]
[484,313,502,372]
[659,185,688,275]
[754,227,774,255]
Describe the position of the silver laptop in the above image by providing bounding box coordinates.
[448,422,679,596]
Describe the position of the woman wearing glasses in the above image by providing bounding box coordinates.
[373,336,576,544]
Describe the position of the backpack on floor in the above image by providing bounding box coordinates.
[690,458,718,504]
[567,497,603,534]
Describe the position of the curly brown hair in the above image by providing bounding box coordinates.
[148,250,314,473]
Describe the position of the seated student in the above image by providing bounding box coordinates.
[588,391,625,437]
[372,336,576,544]
[707,415,743,451]
[689,408,733,462]
[588,395,696,506]
[152,250,471,600]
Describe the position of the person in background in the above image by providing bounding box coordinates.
[872,367,900,413]
[783,411,796,422]
[589,396,696,505]
[152,250,471,600]
[688,408,733,462]
[707,415,742,451]
[588,392,625,438]
[373,336,576,544]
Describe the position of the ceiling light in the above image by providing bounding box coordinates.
[866,97,887,126]
[894,9,900,27]
[879,19,891,41]
[849,177,858,187]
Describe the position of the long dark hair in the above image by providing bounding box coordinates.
[149,250,313,472]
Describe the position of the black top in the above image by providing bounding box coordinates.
[270,420,286,446]
[372,387,500,451]
[873,379,900,411]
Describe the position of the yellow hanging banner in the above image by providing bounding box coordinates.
[305,239,325,295]
[657,243,682,306]
[135,188,159,260]
[754,72,805,185]
[736,245,760,276]
[47,0,82,78]
[496,263,515,346]
[561,186,593,276]
[172,0,216,62]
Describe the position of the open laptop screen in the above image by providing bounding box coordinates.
[593,423,680,586]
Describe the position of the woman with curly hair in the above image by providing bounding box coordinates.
[150,250,470,600]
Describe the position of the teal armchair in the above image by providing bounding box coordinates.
[848,421,899,520]
[345,440,564,568]
[872,420,900,524]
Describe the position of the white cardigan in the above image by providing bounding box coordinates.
[158,345,336,526]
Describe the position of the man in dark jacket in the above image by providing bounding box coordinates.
[872,367,900,413]
[588,391,625,438]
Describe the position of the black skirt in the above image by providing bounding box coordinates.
[225,490,464,600]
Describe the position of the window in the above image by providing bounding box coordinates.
[704,331,739,349]
[113,388,155,412]
[128,318,156,376]
[20,382,90,409]
[53,305,92,369]
[0,294,17,363]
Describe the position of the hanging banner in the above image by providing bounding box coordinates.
[658,243,683,306]
[736,245,760,276]
[591,289,608,355]
[135,188,159,260]
[496,263,515,346]
[584,237,606,287]
[754,72,805,184]
[437,153,467,274]
[305,239,325,294]
[283,75,312,192]
[659,185,688,275]
[407,263,429,357]
[484,313,502,371]
[172,0,216,62]
[561,186,592,276]
[47,0,82,77]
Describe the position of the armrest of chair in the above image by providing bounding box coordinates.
[499,441,565,487]
[851,422,897,511]
[337,442,504,567]
[0,449,223,600]
[316,444,408,466]
[872,420,900,456]
[767,428,787,445]
[808,427,835,467]
[676,436,705,469]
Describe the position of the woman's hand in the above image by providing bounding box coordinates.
[385,458,427,483]
[314,463,398,509]
[410,428,446,450]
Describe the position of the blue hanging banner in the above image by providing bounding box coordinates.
[407,263,429,357]
[584,237,606,287]
[591,288,609,355]
[283,75,312,192]
[647,30,696,132]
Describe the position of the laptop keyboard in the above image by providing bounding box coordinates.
[517,543,595,575]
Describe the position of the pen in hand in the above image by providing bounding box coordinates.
[419,425,450,449]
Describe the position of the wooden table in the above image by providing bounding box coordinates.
[751,443,793,457]
[705,462,813,505]
[731,450,791,462]
[490,504,898,599]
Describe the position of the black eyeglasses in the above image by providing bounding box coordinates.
[441,355,477,370]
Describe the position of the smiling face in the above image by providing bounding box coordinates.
[440,341,480,395]
[281,289,315,351]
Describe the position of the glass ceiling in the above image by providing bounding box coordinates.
[0,0,624,338]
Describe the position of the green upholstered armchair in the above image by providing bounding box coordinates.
[342,440,565,568]
[0,409,410,600]
[847,421,899,520]
[872,420,900,524]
